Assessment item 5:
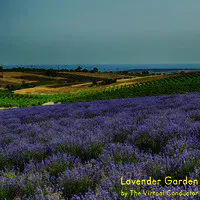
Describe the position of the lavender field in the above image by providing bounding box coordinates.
[1,93,200,199]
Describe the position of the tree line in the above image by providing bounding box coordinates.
[0,66,99,78]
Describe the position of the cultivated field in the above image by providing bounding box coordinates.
[0,70,200,199]
[0,71,200,108]
[1,71,168,95]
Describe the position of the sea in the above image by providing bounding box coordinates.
[3,64,200,74]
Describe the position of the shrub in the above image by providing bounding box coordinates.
[101,78,117,85]
[92,79,97,86]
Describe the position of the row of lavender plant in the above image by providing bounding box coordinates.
[1,92,200,199]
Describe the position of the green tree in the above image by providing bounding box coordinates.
[0,66,3,78]
[93,67,98,73]
[90,67,98,73]
[75,66,82,72]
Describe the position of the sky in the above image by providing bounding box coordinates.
[1,0,200,65]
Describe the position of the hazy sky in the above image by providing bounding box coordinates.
[1,0,200,65]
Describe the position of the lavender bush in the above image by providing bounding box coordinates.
[1,92,200,199]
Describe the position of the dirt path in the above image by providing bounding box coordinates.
[0,102,60,110]
[0,107,18,110]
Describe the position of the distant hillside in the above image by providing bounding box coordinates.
[127,68,200,74]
